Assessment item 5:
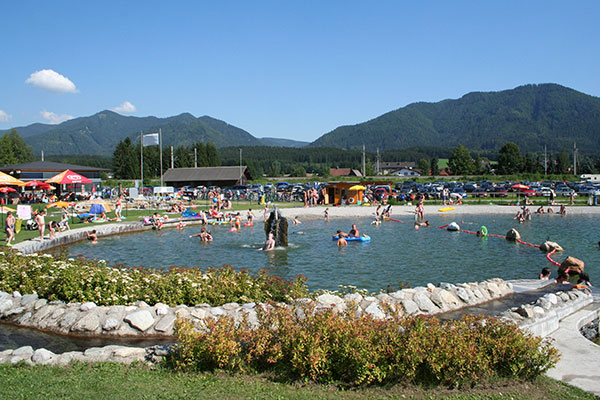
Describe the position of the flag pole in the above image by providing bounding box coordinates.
[159,128,163,187]
[140,132,144,187]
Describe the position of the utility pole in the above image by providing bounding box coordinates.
[194,147,197,168]
[544,145,547,176]
[573,142,577,176]
[376,148,380,175]
[170,146,174,169]
[239,148,243,185]
[361,144,366,177]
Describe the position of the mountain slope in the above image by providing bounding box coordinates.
[16,111,262,156]
[310,84,600,154]
[259,137,308,147]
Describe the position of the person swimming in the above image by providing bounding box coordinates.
[258,233,275,251]
[86,230,98,244]
[348,224,359,237]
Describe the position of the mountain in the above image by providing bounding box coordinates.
[7,111,262,156]
[310,84,600,154]
[258,137,308,147]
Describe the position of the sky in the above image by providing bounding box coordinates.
[2,1,600,142]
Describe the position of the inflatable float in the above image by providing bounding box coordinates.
[332,235,371,242]
[438,207,455,212]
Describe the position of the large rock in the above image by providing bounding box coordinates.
[32,348,55,364]
[71,312,101,332]
[316,294,344,306]
[413,292,440,314]
[539,241,563,253]
[154,314,176,333]
[506,229,520,241]
[364,303,386,319]
[430,288,463,311]
[560,256,585,274]
[124,310,155,332]
[401,299,419,314]
[0,298,13,313]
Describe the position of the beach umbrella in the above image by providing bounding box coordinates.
[511,184,530,190]
[0,171,25,186]
[0,187,17,193]
[24,180,47,187]
[348,185,366,191]
[45,170,92,184]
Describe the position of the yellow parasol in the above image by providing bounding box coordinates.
[348,185,366,191]
[0,171,25,186]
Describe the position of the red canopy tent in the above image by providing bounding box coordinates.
[45,170,92,185]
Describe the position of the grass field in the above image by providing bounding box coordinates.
[0,363,595,400]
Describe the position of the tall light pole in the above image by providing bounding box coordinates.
[239,148,243,185]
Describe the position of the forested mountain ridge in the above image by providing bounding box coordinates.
[309,84,600,154]
[8,111,262,156]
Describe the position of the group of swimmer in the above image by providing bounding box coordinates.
[539,267,593,288]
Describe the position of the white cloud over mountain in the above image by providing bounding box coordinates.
[0,110,12,122]
[26,69,78,93]
[112,101,136,114]
[40,110,74,124]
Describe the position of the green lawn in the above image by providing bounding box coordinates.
[0,363,595,400]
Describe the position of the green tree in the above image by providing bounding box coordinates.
[524,152,541,174]
[557,148,570,173]
[416,158,430,175]
[448,145,474,175]
[290,166,307,177]
[206,143,220,166]
[497,142,524,175]
[112,137,138,179]
[430,157,440,175]
[0,129,34,165]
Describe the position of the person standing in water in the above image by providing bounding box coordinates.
[258,233,275,251]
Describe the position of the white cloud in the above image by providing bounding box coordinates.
[25,69,78,93]
[112,101,136,114]
[0,110,12,123]
[40,110,74,124]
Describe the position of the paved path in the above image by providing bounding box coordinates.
[546,301,600,396]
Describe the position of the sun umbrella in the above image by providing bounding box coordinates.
[45,170,92,184]
[24,180,47,187]
[0,171,25,186]
[348,185,366,191]
[511,184,530,190]
[46,201,75,208]
[0,187,17,193]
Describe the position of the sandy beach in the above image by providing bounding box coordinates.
[277,204,600,219]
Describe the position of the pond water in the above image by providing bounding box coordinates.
[67,213,600,292]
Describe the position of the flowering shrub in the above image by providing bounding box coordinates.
[0,251,308,306]
[170,303,560,387]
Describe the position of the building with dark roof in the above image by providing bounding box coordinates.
[162,166,252,187]
[329,168,363,177]
[0,161,109,182]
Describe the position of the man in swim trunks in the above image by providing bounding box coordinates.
[348,224,359,237]
[5,211,15,247]
[247,209,254,224]
[190,227,213,242]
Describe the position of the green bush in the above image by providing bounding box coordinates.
[170,303,560,387]
[0,251,308,306]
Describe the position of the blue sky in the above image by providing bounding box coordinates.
[2,1,599,142]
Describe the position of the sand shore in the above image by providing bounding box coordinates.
[277,204,600,219]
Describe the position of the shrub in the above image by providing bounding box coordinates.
[170,303,560,387]
[0,251,308,306]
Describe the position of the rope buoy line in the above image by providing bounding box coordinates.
[389,216,558,267]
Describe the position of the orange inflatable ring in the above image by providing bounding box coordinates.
[347,197,356,204]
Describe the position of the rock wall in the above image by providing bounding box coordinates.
[498,287,594,337]
[0,279,514,340]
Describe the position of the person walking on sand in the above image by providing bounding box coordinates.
[35,210,46,241]
[5,211,15,247]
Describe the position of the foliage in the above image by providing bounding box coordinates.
[497,142,524,175]
[0,251,308,306]
[0,129,34,165]
[171,304,559,387]
[448,145,474,175]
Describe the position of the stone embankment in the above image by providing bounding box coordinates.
[0,278,514,365]
[499,287,593,337]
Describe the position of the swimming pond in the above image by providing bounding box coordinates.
[67,213,599,292]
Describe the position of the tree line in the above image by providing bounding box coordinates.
[112,138,220,181]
